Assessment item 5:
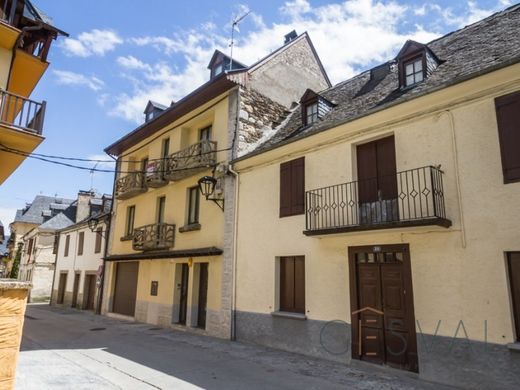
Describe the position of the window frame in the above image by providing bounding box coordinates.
[156,196,166,225]
[94,227,103,254]
[125,205,136,237]
[305,102,319,125]
[64,235,70,257]
[279,256,306,314]
[495,91,520,184]
[400,53,426,88]
[187,187,200,225]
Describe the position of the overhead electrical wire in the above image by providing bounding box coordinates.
[0,144,229,174]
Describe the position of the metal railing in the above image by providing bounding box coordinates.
[305,166,447,232]
[0,0,17,25]
[132,223,175,251]
[164,140,217,181]
[0,90,45,134]
[115,172,146,199]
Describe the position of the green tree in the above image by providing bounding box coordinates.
[9,242,23,279]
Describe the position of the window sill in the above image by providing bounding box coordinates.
[270,311,307,320]
[120,235,133,241]
[507,343,520,352]
[179,223,201,233]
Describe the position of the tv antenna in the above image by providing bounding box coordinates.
[90,162,99,190]
[229,9,250,71]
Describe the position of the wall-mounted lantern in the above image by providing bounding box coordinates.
[197,175,224,211]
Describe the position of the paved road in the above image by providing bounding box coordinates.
[16,305,455,389]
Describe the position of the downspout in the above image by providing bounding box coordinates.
[96,157,119,315]
[438,110,466,248]
[228,164,239,341]
[49,230,60,306]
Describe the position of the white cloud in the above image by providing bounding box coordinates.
[53,70,104,91]
[61,29,123,57]
[87,154,116,170]
[0,207,17,235]
[108,0,505,123]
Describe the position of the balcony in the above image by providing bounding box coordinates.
[304,166,451,236]
[145,159,168,188]
[164,140,217,182]
[0,89,45,134]
[132,223,176,251]
[115,172,146,200]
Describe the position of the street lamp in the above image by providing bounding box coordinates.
[198,175,224,211]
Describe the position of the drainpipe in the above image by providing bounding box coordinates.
[49,230,60,306]
[228,165,239,341]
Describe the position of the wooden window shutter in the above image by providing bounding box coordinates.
[78,232,84,255]
[95,228,102,254]
[64,235,70,257]
[495,91,520,183]
[293,256,305,313]
[279,256,305,314]
[279,157,305,217]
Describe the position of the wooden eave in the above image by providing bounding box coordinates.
[104,74,238,156]
[104,246,223,261]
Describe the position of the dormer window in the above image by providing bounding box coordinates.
[207,50,247,80]
[143,100,167,123]
[300,89,334,126]
[396,40,441,89]
[404,57,424,87]
[306,102,319,124]
[213,62,224,77]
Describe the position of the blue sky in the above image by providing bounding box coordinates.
[0,0,514,230]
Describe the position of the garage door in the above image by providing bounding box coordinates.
[112,262,139,316]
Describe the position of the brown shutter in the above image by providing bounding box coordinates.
[376,135,398,200]
[280,157,305,217]
[95,228,102,254]
[291,158,305,215]
[357,141,378,203]
[495,91,520,183]
[64,235,70,257]
[78,232,84,255]
[280,257,295,312]
[294,256,305,313]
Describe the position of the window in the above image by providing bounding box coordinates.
[125,206,135,237]
[305,102,319,125]
[94,228,103,254]
[52,233,59,254]
[279,157,305,217]
[279,256,305,313]
[187,187,200,225]
[495,91,520,183]
[214,62,223,77]
[78,232,84,255]
[199,126,212,141]
[157,196,166,225]
[64,235,70,257]
[161,138,170,159]
[404,57,424,87]
[141,157,149,173]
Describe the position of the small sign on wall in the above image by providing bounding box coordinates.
[150,281,159,296]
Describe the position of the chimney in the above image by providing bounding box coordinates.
[284,30,298,44]
[76,190,95,223]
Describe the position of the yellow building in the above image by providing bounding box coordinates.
[102,32,330,338]
[0,0,67,184]
[233,6,520,389]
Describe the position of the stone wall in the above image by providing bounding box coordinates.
[237,88,289,155]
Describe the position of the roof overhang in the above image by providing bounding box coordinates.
[105,73,238,156]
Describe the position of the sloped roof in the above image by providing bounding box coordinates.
[13,195,75,225]
[38,212,74,231]
[238,4,520,159]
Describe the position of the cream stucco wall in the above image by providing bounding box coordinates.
[235,63,520,345]
[0,46,12,90]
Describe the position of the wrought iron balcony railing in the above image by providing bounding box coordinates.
[305,166,451,235]
[132,223,175,251]
[0,90,46,134]
[115,172,146,200]
[164,140,217,181]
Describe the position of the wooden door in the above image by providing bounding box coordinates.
[84,274,96,311]
[178,263,189,325]
[112,262,139,317]
[71,273,80,308]
[508,253,520,341]
[349,244,418,372]
[197,263,209,328]
[356,136,398,223]
[57,273,67,304]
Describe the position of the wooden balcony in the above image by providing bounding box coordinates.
[145,159,168,188]
[164,140,217,182]
[132,223,176,251]
[0,89,45,134]
[304,166,451,236]
[115,172,146,200]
